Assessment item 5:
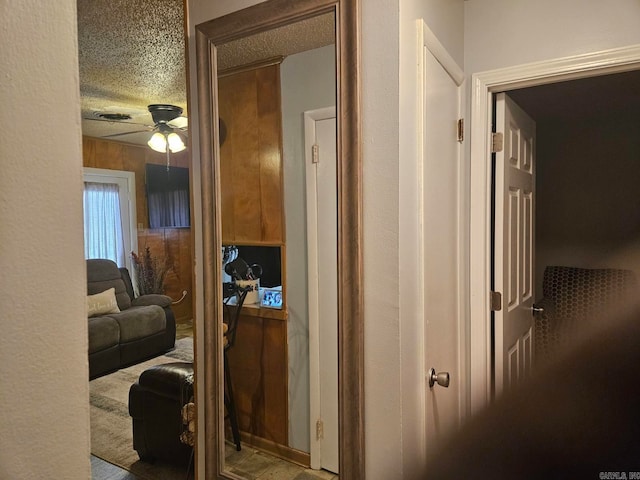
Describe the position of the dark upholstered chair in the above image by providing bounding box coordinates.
[87,259,176,378]
[534,265,638,363]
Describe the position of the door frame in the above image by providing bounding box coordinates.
[469,44,640,414]
[304,106,338,470]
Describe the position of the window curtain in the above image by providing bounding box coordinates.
[148,187,190,228]
[83,182,125,266]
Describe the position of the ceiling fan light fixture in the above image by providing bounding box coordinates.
[148,104,183,125]
[148,132,168,153]
[167,132,186,153]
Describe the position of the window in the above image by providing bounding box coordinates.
[83,168,137,273]
[84,182,124,265]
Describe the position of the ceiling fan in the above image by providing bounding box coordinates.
[91,104,188,154]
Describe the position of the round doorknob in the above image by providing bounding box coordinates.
[428,368,450,388]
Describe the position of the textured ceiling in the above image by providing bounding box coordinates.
[217,14,335,72]
[78,0,187,145]
[77,1,335,146]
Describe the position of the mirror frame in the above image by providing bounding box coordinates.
[195,0,363,478]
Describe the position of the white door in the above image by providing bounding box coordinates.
[305,107,339,473]
[420,25,464,457]
[493,93,536,396]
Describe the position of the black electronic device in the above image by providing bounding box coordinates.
[145,163,190,228]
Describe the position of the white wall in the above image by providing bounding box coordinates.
[414,0,464,65]
[536,117,640,296]
[464,0,640,75]
[0,2,90,479]
[361,0,402,476]
[280,45,337,453]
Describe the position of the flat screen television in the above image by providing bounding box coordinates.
[145,163,191,228]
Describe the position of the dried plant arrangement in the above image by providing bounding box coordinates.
[131,245,173,295]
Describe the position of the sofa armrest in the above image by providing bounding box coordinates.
[132,294,172,308]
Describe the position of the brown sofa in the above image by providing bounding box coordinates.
[87,259,176,379]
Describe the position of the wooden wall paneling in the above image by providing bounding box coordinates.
[136,228,190,320]
[227,312,288,446]
[233,70,263,243]
[95,140,125,170]
[256,66,284,243]
[219,75,236,243]
[262,316,288,444]
[229,314,264,435]
[163,228,182,311]
[83,138,97,168]
[137,230,167,263]
[218,65,284,245]
[175,228,193,322]
[164,228,193,322]
[220,71,237,242]
[220,72,252,243]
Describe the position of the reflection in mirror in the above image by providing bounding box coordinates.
[196,0,363,478]
[78,1,196,479]
[215,12,338,478]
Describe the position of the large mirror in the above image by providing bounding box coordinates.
[195,0,362,478]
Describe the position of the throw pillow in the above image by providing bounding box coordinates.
[87,287,121,317]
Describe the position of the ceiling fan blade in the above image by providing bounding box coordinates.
[101,129,152,138]
[167,116,188,129]
[83,117,153,128]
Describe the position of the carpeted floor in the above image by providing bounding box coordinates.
[90,337,194,480]
[90,336,337,480]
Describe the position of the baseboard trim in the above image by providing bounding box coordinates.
[238,432,310,468]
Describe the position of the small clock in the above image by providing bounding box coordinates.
[260,288,283,309]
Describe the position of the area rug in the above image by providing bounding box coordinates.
[90,337,194,480]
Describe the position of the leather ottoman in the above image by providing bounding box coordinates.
[128,362,194,466]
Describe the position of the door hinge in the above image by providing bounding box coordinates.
[316,419,324,440]
[312,144,319,164]
[457,118,464,143]
[491,132,504,153]
[490,291,502,311]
